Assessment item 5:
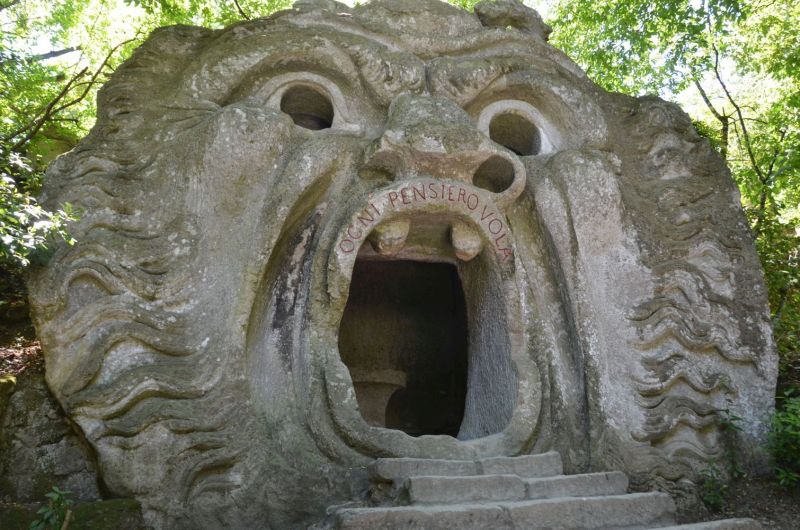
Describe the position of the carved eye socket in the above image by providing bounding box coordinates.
[258,74,360,133]
[489,112,540,156]
[280,85,334,130]
[477,100,558,156]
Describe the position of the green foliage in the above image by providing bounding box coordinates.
[756,216,800,382]
[0,153,75,269]
[768,388,800,487]
[0,0,295,290]
[449,0,482,9]
[697,408,745,508]
[551,0,800,388]
[698,462,729,510]
[126,0,293,27]
[717,407,745,479]
[29,486,73,530]
[551,0,747,94]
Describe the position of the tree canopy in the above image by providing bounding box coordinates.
[551,0,799,383]
[0,0,797,380]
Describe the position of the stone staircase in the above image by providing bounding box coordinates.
[326,452,761,529]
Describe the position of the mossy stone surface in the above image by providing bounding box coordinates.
[0,502,35,529]
[70,498,148,530]
[0,375,15,417]
[0,499,146,530]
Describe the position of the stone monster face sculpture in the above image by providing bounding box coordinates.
[28,0,777,528]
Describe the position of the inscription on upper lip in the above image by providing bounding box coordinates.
[338,178,514,262]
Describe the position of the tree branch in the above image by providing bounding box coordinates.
[750,119,787,237]
[233,0,251,20]
[3,37,135,154]
[0,47,82,67]
[30,46,81,62]
[2,66,88,150]
[46,38,135,119]
[710,43,764,182]
[772,284,791,326]
[0,0,21,12]
[694,79,729,160]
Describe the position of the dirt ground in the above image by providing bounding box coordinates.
[0,288,42,377]
[0,329,42,376]
[688,475,800,529]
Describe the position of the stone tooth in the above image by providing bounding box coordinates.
[451,221,482,261]
[368,218,410,256]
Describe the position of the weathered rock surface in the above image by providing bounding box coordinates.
[0,372,100,503]
[26,0,778,528]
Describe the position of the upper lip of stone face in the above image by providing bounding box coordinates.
[334,177,516,265]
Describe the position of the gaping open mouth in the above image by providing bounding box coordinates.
[319,178,538,457]
[339,257,468,438]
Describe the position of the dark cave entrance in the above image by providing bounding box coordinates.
[338,259,468,437]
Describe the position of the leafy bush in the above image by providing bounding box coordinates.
[0,152,75,268]
[768,388,800,487]
[698,462,729,509]
[29,486,73,530]
[698,408,745,509]
[719,407,746,480]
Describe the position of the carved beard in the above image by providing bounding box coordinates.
[27,1,776,528]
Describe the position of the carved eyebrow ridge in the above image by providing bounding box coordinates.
[182,30,364,105]
[427,56,531,106]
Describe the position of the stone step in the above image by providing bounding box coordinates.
[407,474,526,504]
[406,471,629,504]
[335,491,676,529]
[652,519,762,529]
[368,451,563,482]
[525,471,629,499]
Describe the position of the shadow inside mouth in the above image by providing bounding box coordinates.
[328,185,521,448]
[338,258,468,437]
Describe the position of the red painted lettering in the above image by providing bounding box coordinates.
[388,191,399,208]
[401,187,412,204]
[457,187,466,205]
[488,218,503,235]
[339,239,355,253]
[412,184,426,202]
[357,209,375,227]
[347,225,363,239]
[428,182,439,199]
[448,185,455,202]
[467,193,479,210]
[480,204,495,222]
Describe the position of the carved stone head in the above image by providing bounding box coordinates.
[28,0,777,527]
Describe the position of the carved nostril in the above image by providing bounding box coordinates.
[473,155,516,193]
[489,113,540,156]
